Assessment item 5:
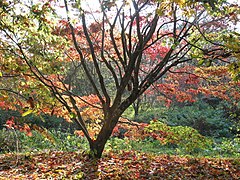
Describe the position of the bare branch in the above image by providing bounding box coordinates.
[63,0,105,105]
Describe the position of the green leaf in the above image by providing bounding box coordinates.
[205,60,212,67]
[22,109,34,117]
[198,59,205,66]
[67,135,71,140]
[70,112,77,119]
[232,31,240,36]
[0,72,2,77]
[39,115,46,122]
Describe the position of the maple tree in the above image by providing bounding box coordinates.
[147,65,240,108]
[224,31,240,81]
[0,0,239,158]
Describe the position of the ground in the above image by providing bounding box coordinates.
[0,151,239,179]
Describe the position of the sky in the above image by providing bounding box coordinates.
[55,0,239,31]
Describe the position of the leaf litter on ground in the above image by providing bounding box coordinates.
[0,150,239,179]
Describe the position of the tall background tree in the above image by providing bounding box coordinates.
[0,0,239,158]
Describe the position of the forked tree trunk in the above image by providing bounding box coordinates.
[89,138,108,159]
[88,116,119,158]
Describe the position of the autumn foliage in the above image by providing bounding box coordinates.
[4,116,32,137]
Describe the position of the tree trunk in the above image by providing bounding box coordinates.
[133,97,141,120]
[88,116,119,158]
[89,140,107,159]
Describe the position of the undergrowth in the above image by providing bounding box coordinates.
[0,128,239,158]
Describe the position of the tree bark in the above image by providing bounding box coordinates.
[133,97,141,120]
[89,140,107,159]
[88,116,119,158]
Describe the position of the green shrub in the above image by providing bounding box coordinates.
[20,129,89,152]
[29,115,77,133]
[211,137,240,157]
[129,138,176,155]
[0,128,89,153]
[144,120,212,154]
[152,101,233,138]
[0,109,77,133]
[0,109,19,129]
[105,137,132,153]
[51,129,89,151]
[123,101,234,138]
[123,105,168,123]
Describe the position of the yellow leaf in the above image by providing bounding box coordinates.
[22,109,33,117]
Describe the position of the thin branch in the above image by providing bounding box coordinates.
[81,13,110,106]
[0,88,27,100]
[100,16,120,90]
[63,0,104,104]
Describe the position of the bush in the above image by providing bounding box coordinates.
[123,105,168,123]
[0,109,19,129]
[105,137,132,153]
[20,129,89,152]
[129,138,176,155]
[211,137,240,157]
[0,128,89,153]
[167,101,234,138]
[144,120,212,154]
[0,109,77,133]
[123,101,234,138]
[27,115,77,133]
